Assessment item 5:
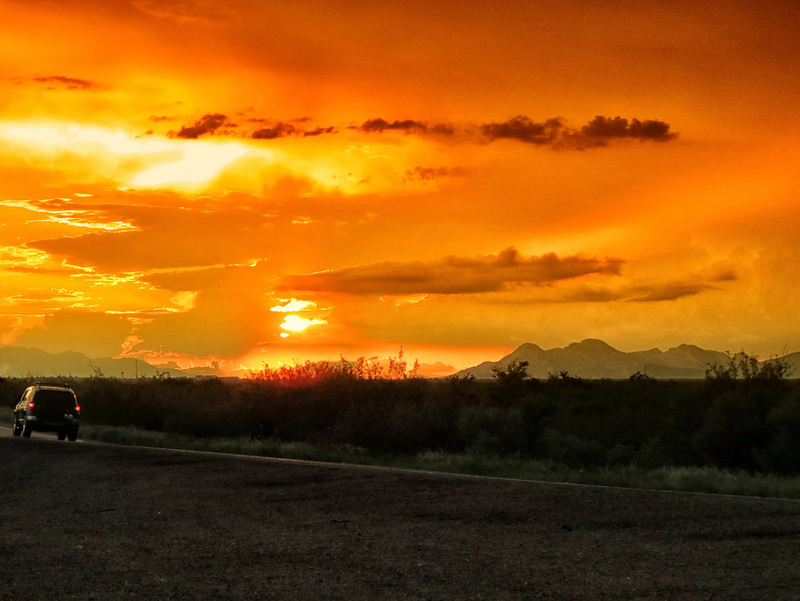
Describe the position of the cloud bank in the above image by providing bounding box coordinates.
[169,112,676,150]
[280,247,624,296]
[11,75,100,90]
[481,115,677,148]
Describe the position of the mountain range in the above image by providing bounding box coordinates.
[2,340,799,380]
[0,347,211,379]
[456,339,800,380]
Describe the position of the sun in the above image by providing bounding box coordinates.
[279,314,326,334]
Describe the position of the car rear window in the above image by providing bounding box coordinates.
[34,389,76,407]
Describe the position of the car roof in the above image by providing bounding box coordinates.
[29,384,75,391]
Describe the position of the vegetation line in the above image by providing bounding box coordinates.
[3,350,800,499]
[71,423,800,500]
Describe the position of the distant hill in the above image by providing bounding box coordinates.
[457,339,739,380]
[2,341,797,382]
[765,352,800,378]
[0,347,186,379]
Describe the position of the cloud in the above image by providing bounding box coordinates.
[628,282,718,302]
[352,114,674,149]
[357,118,430,134]
[479,115,676,148]
[163,112,673,149]
[132,0,235,26]
[252,122,299,139]
[172,113,234,139]
[0,197,137,232]
[571,116,677,147]
[14,309,133,357]
[354,118,455,137]
[131,289,276,356]
[280,247,623,296]
[303,126,337,137]
[142,261,276,292]
[404,166,468,182]
[480,116,566,145]
[12,75,100,90]
[246,119,336,140]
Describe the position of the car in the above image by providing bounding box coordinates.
[12,384,81,441]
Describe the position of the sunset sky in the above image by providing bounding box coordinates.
[2,0,799,376]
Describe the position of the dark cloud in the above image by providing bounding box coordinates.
[480,115,677,148]
[303,126,336,137]
[162,112,673,147]
[247,120,336,139]
[280,247,623,296]
[350,117,458,139]
[709,268,737,282]
[430,123,456,135]
[572,116,677,147]
[12,75,100,90]
[172,113,234,139]
[357,118,429,133]
[252,122,298,139]
[480,116,565,145]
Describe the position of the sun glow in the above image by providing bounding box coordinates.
[271,299,316,313]
[279,314,326,333]
[3,123,173,154]
[131,142,248,189]
[2,121,249,192]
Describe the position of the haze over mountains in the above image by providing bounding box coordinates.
[1,340,798,380]
[0,347,204,379]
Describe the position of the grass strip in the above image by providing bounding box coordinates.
[76,423,800,500]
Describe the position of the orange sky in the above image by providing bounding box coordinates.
[2,0,800,376]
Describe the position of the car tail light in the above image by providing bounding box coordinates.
[75,405,81,412]
[27,401,35,408]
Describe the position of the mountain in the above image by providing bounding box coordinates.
[0,347,185,379]
[765,352,800,378]
[457,339,734,379]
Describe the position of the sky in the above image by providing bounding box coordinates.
[1,0,799,377]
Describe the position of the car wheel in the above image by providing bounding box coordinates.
[22,423,32,437]
[57,430,67,441]
[12,415,22,436]
[67,428,78,442]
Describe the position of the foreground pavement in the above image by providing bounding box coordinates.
[2,434,800,600]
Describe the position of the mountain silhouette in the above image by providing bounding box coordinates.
[0,346,185,379]
[2,341,797,380]
[458,339,756,379]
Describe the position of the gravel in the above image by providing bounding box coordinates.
[2,432,800,600]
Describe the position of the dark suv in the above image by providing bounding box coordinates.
[12,384,81,441]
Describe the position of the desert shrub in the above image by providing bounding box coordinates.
[606,443,636,466]
[539,428,605,469]
[633,437,674,469]
[456,405,526,455]
[755,396,800,474]
[693,389,777,471]
[0,377,24,408]
[491,360,537,404]
[329,379,457,454]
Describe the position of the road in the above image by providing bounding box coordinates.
[2,429,800,600]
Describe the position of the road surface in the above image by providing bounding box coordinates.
[2,429,800,600]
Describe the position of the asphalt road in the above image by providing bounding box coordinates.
[2,429,800,600]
